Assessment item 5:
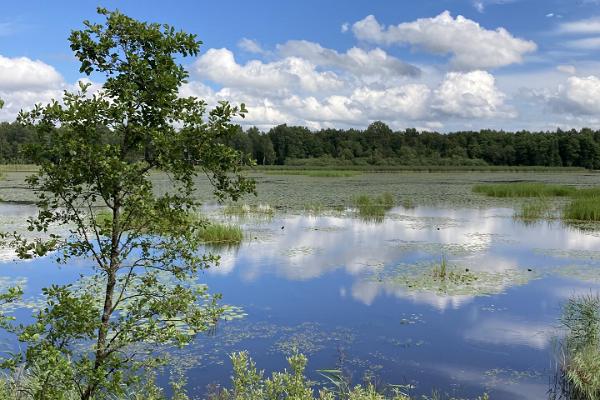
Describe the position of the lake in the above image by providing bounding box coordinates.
[2,193,600,399]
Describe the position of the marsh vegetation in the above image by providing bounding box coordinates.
[554,294,600,400]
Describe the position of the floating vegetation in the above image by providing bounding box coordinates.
[264,169,362,178]
[378,336,425,349]
[535,248,600,261]
[371,261,536,296]
[553,264,600,284]
[473,182,575,198]
[386,240,487,256]
[399,313,425,325]
[271,322,355,356]
[483,368,543,390]
[480,304,508,313]
[222,203,274,218]
[283,246,323,258]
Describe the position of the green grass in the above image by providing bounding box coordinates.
[571,187,600,198]
[94,209,243,244]
[353,192,395,221]
[563,197,600,222]
[472,182,575,198]
[198,223,243,244]
[514,199,553,221]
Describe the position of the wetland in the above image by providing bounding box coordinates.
[1,169,600,399]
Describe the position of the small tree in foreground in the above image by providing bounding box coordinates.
[0,8,254,399]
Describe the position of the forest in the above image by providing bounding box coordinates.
[2,120,599,168]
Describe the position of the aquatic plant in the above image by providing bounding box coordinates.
[554,294,600,400]
[352,193,395,222]
[514,198,553,221]
[472,182,575,198]
[198,223,243,245]
[563,197,600,222]
[223,203,274,217]
[372,261,534,297]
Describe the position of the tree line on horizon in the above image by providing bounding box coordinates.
[1,119,600,168]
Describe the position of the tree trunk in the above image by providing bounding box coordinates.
[82,200,120,400]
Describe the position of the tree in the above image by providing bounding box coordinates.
[1,8,254,399]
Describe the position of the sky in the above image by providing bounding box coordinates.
[2,0,600,132]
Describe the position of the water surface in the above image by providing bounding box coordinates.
[2,204,600,399]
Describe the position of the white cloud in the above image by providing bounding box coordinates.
[557,64,576,74]
[350,84,431,120]
[0,55,68,121]
[351,11,536,70]
[559,16,600,34]
[192,48,344,94]
[277,40,420,78]
[563,36,600,50]
[237,38,269,55]
[554,75,600,115]
[432,70,515,118]
[341,22,349,33]
[0,55,63,91]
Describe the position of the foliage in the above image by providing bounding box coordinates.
[0,8,253,400]
[208,351,410,400]
[208,352,490,400]
[556,294,600,400]
[4,118,600,169]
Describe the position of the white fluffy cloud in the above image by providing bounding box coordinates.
[351,11,536,70]
[0,55,67,120]
[192,48,343,94]
[0,55,63,91]
[432,70,514,118]
[553,75,600,115]
[277,40,420,78]
[237,38,269,55]
[349,84,431,120]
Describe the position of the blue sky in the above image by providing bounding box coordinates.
[2,0,600,131]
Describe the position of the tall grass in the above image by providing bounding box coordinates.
[563,197,600,222]
[198,223,243,244]
[353,193,395,221]
[472,182,575,198]
[555,294,600,400]
[514,198,553,222]
[94,210,243,244]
